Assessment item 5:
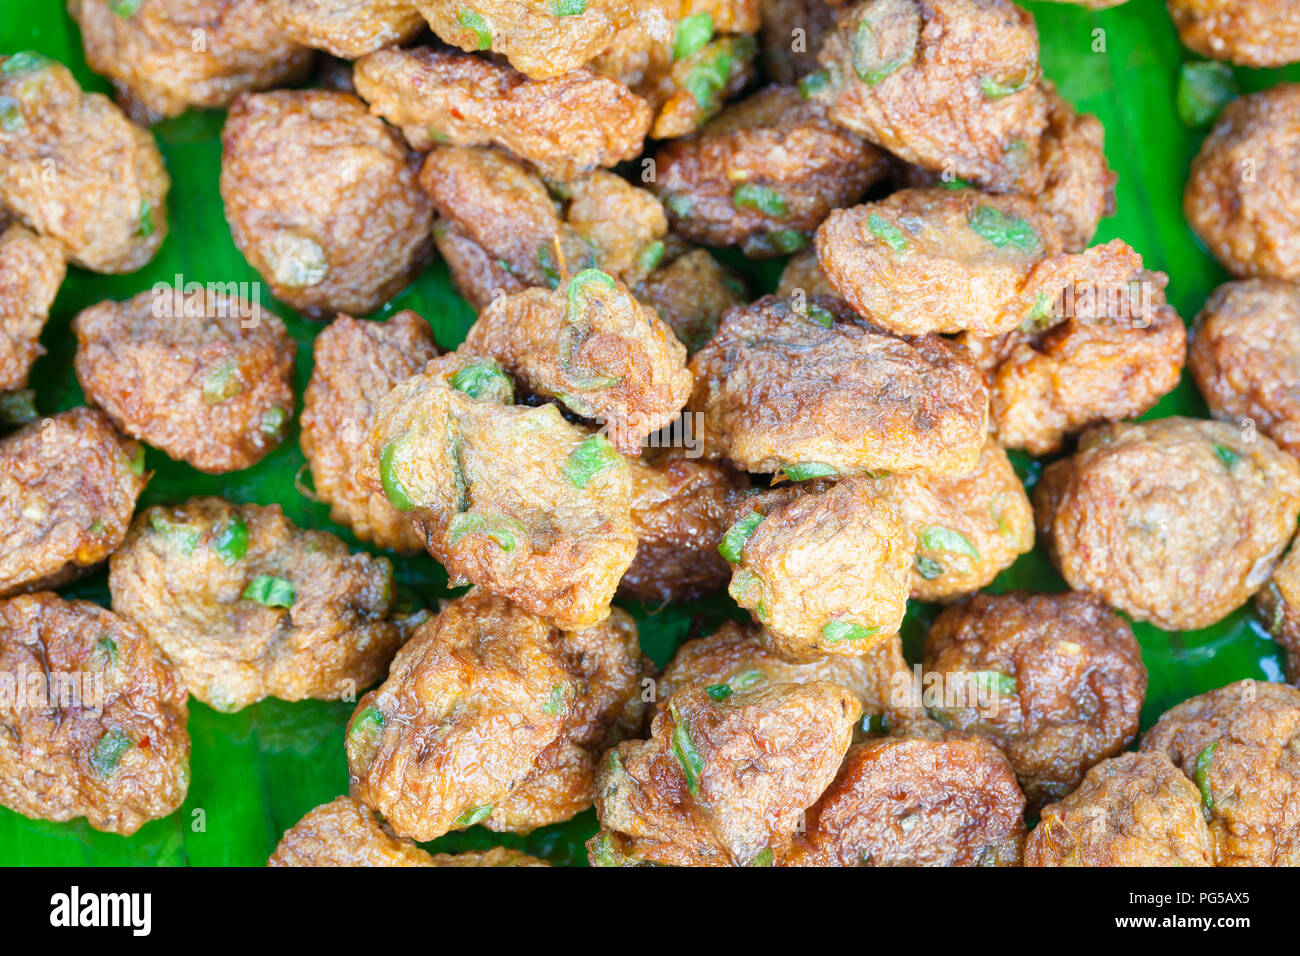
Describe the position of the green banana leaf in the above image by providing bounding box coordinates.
[1,1,1297,866]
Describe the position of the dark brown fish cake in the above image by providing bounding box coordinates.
[588,680,860,866]
[1141,679,1300,866]
[108,497,401,713]
[809,0,1048,194]
[923,590,1147,811]
[1025,752,1213,867]
[1185,85,1300,282]
[300,310,440,553]
[0,224,64,392]
[68,0,314,124]
[786,732,1027,866]
[353,47,652,181]
[73,289,295,474]
[220,89,434,318]
[653,85,891,257]
[0,53,169,274]
[688,294,989,477]
[632,247,747,353]
[1036,417,1300,631]
[0,591,189,835]
[1189,278,1300,459]
[759,0,836,85]
[0,408,147,598]
[271,0,426,59]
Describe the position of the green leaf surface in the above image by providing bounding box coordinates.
[1,2,1295,866]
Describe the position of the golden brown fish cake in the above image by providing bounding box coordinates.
[1185,85,1300,282]
[68,0,314,124]
[588,680,860,866]
[653,85,891,257]
[809,0,1048,193]
[300,310,441,553]
[1141,679,1300,866]
[269,796,440,867]
[462,271,691,454]
[923,591,1147,811]
[72,289,295,474]
[1167,0,1300,68]
[220,89,434,319]
[0,224,64,393]
[0,592,189,836]
[1189,278,1300,460]
[954,241,1187,455]
[0,53,168,274]
[271,0,426,59]
[1036,417,1300,632]
[359,352,636,630]
[1256,540,1300,684]
[353,47,652,181]
[1025,752,1213,867]
[688,294,989,477]
[0,408,147,598]
[345,589,578,842]
[108,497,401,713]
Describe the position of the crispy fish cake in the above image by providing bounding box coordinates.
[269,796,553,866]
[345,589,578,842]
[816,187,1071,336]
[1167,0,1300,68]
[658,620,912,724]
[360,353,636,630]
[632,247,747,353]
[589,681,860,866]
[108,497,401,712]
[0,408,147,598]
[1036,417,1300,631]
[1141,680,1300,866]
[353,47,652,180]
[786,731,1027,866]
[420,146,667,310]
[923,591,1147,810]
[619,451,747,604]
[653,85,890,257]
[271,0,426,59]
[462,271,691,454]
[954,241,1187,455]
[300,310,440,553]
[1026,752,1213,867]
[0,224,64,393]
[0,53,168,274]
[0,592,189,836]
[220,90,434,318]
[861,439,1034,601]
[487,608,654,832]
[68,0,314,124]
[719,479,911,659]
[1189,279,1300,459]
[73,289,295,474]
[759,0,836,84]
[688,294,989,477]
[1256,541,1300,683]
[810,0,1047,193]
[1185,85,1300,282]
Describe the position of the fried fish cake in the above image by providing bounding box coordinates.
[688,294,989,477]
[108,497,401,712]
[588,680,860,866]
[1036,417,1300,631]
[353,47,652,180]
[1256,540,1300,684]
[300,310,441,553]
[0,592,189,836]
[632,247,747,353]
[73,289,295,474]
[0,53,168,273]
[0,224,64,393]
[270,0,426,59]
[1141,679,1300,866]
[1167,0,1300,68]
[220,89,434,318]
[0,408,147,598]
[1025,751,1213,867]
[68,0,314,124]
[923,591,1147,810]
